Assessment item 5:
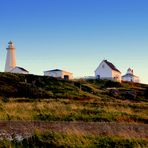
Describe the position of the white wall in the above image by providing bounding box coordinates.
[44,71,62,78]
[122,75,140,83]
[133,77,140,83]
[112,70,121,82]
[61,71,73,80]
[122,76,132,82]
[5,48,16,72]
[95,61,112,79]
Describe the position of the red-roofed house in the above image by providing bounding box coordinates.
[95,60,121,82]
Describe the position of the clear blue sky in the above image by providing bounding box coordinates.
[0,0,148,83]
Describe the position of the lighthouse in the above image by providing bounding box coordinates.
[4,41,29,74]
[5,41,16,72]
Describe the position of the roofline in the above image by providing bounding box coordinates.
[10,66,29,72]
[95,60,121,73]
[44,69,73,74]
[122,74,139,78]
[112,69,121,73]
[103,60,121,73]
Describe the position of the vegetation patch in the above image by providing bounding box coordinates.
[0,131,147,148]
[0,99,147,123]
[0,72,147,101]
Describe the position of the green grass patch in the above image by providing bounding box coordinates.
[0,99,147,123]
[1,131,147,148]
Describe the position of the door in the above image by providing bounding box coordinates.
[97,75,100,79]
[64,75,69,80]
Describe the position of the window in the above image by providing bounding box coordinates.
[102,65,105,68]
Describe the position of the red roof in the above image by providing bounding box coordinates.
[104,60,121,73]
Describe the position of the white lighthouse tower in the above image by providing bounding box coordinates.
[5,41,16,72]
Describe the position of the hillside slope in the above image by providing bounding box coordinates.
[0,72,147,101]
[0,73,148,101]
[0,72,92,99]
[0,73,147,147]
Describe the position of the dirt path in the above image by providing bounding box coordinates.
[0,121,147,140]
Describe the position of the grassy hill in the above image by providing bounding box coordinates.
[0,72,147,147]
[0,72,96,99]
[0,72,147,123]
[0,72,147,101]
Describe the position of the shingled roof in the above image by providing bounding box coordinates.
[11,66,29,72]
[16,66,29,72]
[122,73,139,78]
[44,69,62,72]
[44,69,72,74]
[104,60,121,73]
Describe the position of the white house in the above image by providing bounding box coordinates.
[122,68,140,83]
[44,69,73,80]
[95,60,121,82]
[5,41,29,74]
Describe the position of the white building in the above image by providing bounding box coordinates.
[5,41,29,74]
[95,60,121,82]
[10,66,29,74]
[122,68,140,83]
[44,69,73,80]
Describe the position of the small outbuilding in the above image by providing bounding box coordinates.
[95,60,121,82]
[10,66,29,74]
[122,68,140,83]
[44,69,73,80]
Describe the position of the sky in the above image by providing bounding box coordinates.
[0,0,148,83]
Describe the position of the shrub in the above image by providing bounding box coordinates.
[2,96,9,103]
[104,80,122,88]
[109,89,120,98]
[121,91,137,100]
[144,88,148,99]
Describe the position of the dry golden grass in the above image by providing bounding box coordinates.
[0,98,147,123]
